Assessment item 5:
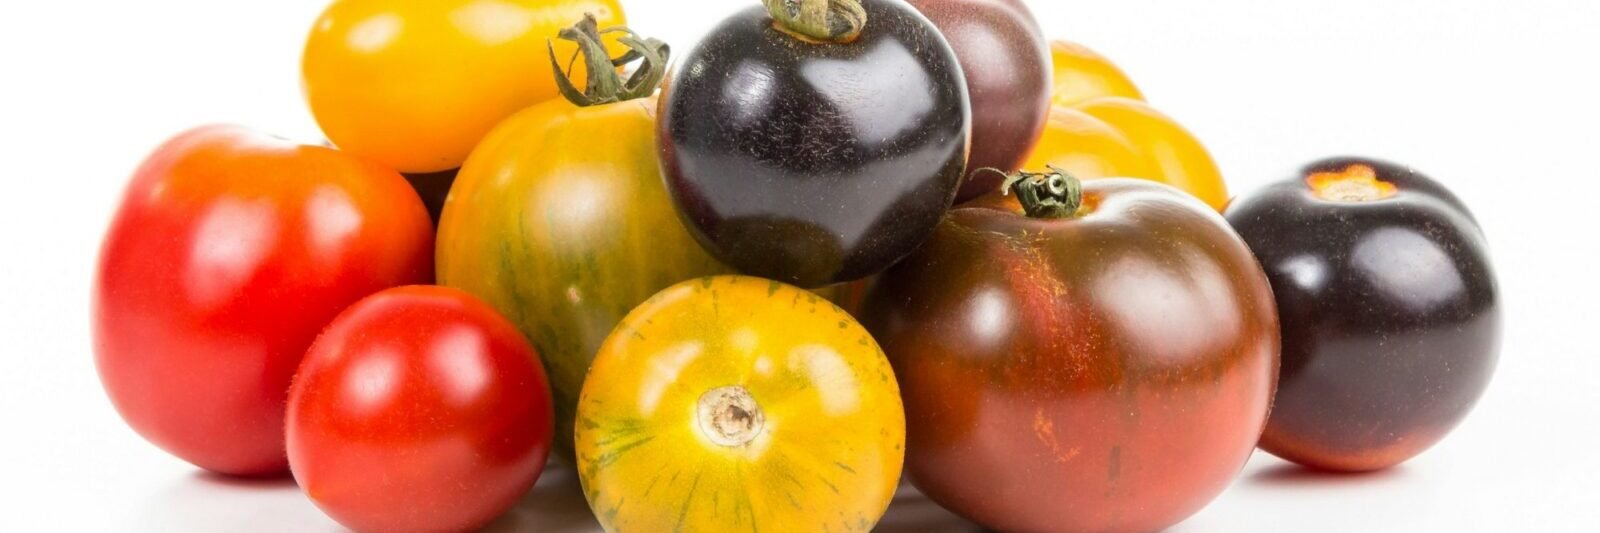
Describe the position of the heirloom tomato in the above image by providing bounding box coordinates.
[437,17,728,463]
[288,286,553,533]
[576,276,905,533]
[863,170,1278,532]
[1025,96,1231,210]
[303,0,625,173]
[1048,39,1146,107]
[94,125,433,475]
[658,0,970,288]
[908,0,1051,201]
[1227,158,1500,471]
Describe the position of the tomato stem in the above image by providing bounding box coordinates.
[984,166,1084,219]
[548,14,670,107]
[763,0,867,43]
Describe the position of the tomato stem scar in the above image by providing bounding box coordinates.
[764,0,867,43]
[1305,164,1398,202]
[698,385,765,447]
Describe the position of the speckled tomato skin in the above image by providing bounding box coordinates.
[863,179,1278,532]
[1226,157,1500,472]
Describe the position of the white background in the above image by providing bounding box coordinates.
[2,0,1597,531]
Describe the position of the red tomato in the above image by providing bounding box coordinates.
[287,286,553,533]
[93,125,434,476]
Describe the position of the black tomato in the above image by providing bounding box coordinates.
[1226,157,1501,471]
[908,0,1050,201]
[658,0,970,288]
[402,168,457,227]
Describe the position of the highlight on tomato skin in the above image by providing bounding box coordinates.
[92,124,434,476]
[862,171,1279,532]
[1225,156,1500,472]
[287,285,554,533]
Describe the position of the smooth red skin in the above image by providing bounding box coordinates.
[863,180,1279,533]
[287,286,553,533]
[909,0,1052,201]
[93,125,434,476]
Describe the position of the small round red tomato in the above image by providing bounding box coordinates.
[863,170,1278,532]
[94,125,434,476]
[287,286,554,533]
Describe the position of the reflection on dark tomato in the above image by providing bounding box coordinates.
[863,169,1278,532]
[1226,157,1500,472]
[658,0,970,288]
[908,0,1051,201]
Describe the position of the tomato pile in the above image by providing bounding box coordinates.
[93,0,1501,532]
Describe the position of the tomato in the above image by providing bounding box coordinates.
[438,17,728,464]
[1048,39,1146,107]
[302,0,626,173]
[287,286,553,533]
[1226,157,1500,471]
[93,125,433,475]
[658,0,969,288]
[862,170,1278,532]
[1024,96,1230,211]
[576,276,905,532]
[908,0,1051,201]
[403,168,456,228]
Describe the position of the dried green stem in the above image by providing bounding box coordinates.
[548,14,671,107]
[763,0,867,43]
[979,166,1084,219]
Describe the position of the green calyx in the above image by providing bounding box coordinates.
[980,166,1085,219]
[763,0,868,43]
[548,13,671,107]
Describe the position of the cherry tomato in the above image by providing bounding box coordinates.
[288,286,554,533]
[302,0,626,173]
[1025,96,1231,211]
[93,125,434,475]
[576,276,905,532]
[863,171,1278,532]
[439,17,729,464]
[1048,39,1145,107]
[1227,158,1500,471]
[658,0,969,288]
[909,0,1051,201]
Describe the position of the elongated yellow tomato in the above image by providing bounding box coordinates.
[576,276,905,533]
[303,0,625,173]
[1049,39,1145,107]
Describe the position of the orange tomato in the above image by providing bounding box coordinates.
[1048,40,1145,107]
[302,0,626,173]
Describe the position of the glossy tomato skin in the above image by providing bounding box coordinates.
[576,276,904,532]
[303,0,626,173]
[1048,39,1145,107]
[1026,96,1231,211]
[908,0,1050,201]
[658,0,970,288]
[287,286,553,533]
[93,125,434,476]
[1226,157,1500,472]
[438,97,731,463]
[863,180,1278,532]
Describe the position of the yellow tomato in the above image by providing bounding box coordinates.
[576,276,905,533]
[1049,39,1145,107]
[1076,97,1230,210]
[1021,106,1156,182]
[302,0,625,173]
[1024,99,1229,210]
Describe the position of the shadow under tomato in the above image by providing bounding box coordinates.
[136,469,336,533]
[484,463,601,532]
[876,478,984,533]
[1248,461,1412,488]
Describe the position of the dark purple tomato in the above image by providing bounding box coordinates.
[908,0,1050,201]
[1226,157,1500,472]
[658,0,970,288]
[863,170,1278,532]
